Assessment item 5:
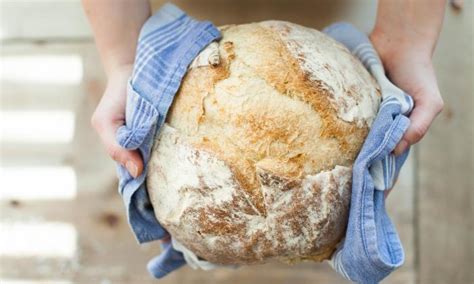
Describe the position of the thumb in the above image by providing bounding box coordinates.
[161,235,171,244]
[95,119,144,178]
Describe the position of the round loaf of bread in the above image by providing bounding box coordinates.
[147,21,380,265]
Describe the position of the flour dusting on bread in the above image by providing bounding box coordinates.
[147,21,380,265]
[148,124,351,264]
[261,21,380,127]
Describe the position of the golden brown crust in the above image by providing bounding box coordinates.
[147,127,352,264]
[149,21,380,265]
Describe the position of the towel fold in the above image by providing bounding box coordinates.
[115,3,221,278]
[323,22,413,283]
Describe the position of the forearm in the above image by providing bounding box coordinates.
[82,0,151,75]
[370,0,446,155]
[371,0,446,62]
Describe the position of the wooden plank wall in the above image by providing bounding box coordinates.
[0,0,471,283]
[418,2,474,283]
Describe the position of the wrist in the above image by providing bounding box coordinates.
[107,63,133,81]
[102,46,135,77]
[369,29,433,72]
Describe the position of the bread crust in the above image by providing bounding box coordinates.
[147,21,380,264]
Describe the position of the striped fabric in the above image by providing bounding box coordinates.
[346,31,414,193]
[114,3,221,279]
[324,22,414,283]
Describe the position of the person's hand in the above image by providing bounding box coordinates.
[91,65,144,178]
[370,32,444,156]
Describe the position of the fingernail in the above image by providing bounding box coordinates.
[126,161,138,178]
[394,140,408,156]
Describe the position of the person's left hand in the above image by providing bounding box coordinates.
[90,64,144,178]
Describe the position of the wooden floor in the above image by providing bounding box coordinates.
[0,1,472,283]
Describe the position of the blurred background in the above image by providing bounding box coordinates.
[0,0,472,283]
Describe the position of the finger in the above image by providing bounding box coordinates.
[93,118,144,178]
[393,99,443,155]
[161,235,171,243]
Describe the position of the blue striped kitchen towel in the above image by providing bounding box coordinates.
[114,3,221,278]
[323,22,414,283]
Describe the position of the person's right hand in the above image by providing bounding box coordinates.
[91,65,144,178]
[370,32,444,156]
